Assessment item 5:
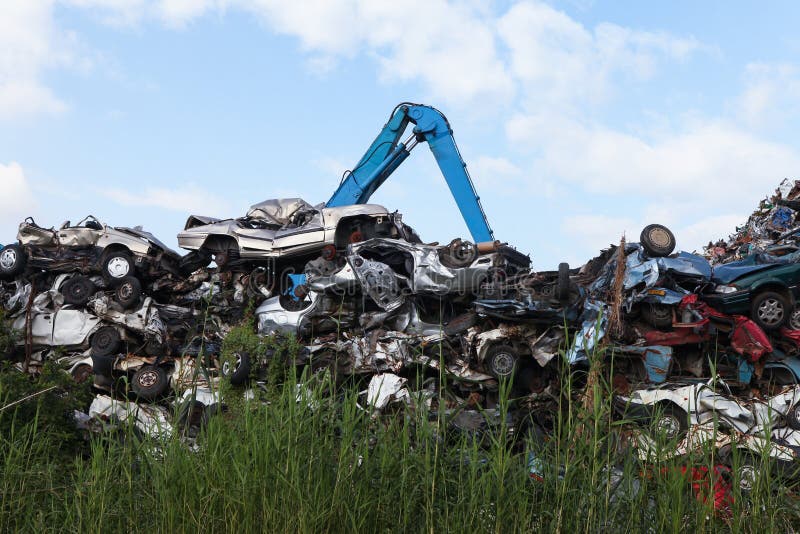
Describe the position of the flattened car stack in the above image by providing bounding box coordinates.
[5,183,800,486]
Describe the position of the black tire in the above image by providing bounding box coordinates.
[131,365,169,401]
[790,308,800,330]
[214,249,239,269]
[90,353,116,389]
[650,403,687,441]
[734,452,761,493]
[486,344,519,379]
[90,326,122,357]
[70,363,93,384]
[751,290,789,330]
[444,311,478,336]
[101,250,134,285]
[0,244,27,279]
[759,366,797,390]
[641,303,673,330]
[556,262,570,301]
[114,276,141,309]
[62,275,96,306]
[787,403,800,431]
[640,224,676,257]
[222,351,251,386]
[179,250,212,275]
[439,239,478,269]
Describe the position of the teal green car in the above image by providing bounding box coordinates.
[703,251,800,330]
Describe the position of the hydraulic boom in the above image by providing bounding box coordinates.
[326,103,494,243]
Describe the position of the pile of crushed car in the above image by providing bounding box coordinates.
[5,181,800,496]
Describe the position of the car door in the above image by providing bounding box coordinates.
[11,312,55,346]
[52,307,102,347]
[12,310,57,346]
[57,225,101,247]
[271,211,326,251]
[234,226,278,254]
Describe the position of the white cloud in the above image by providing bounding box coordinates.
[561,212,748,259]
[507,112,800,203]
[677,213,746,252]
[7,0,792,267]
[561,214,635,252]
[58,0,516,105]
[7,0,703,118]
[0,162,37,228]
[313,156,349,179]
[61,0,150,26]
[734,62,800,130]
[497,1,702,111]
[508,111,800,255]
[0,80,67,119]
[104,184,232,215]
[0,1,68,118]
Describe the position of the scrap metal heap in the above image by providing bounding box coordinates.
[4,183,800,490]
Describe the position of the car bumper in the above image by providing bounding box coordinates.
[700,290,752,315]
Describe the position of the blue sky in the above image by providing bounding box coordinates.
[2,1,799,269]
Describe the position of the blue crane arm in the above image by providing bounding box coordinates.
[326,103,494,243]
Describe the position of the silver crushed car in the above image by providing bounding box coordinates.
[177,198,418,272]
[0,215,210,284]
[10,274,164,356]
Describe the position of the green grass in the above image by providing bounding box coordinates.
[1,353,800,533]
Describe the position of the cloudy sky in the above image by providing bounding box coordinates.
[2,1,799,269]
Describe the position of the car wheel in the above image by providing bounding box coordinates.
[640,224,676,257]
[61,275,96,306]
[735,452,761,493]
[751,291,789,330]
[486,344,518,379]
[114,275,141,309]
[641,303,673,330]
[787,403,800,431]
[222,351,251,386]
[131,365,169,401]
[439,239,478,269]
[71,363,93,384]
[90,326,122,357]
[651,404,687,441]
[760,367,797,390]
[789,308,800,330]
[0,244,27,279]
[557,262,570,301]
[102,250,134,285]
[214,249,239,269]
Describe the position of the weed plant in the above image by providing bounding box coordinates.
[1,334,799,532]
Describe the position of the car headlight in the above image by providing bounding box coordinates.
[714,285,738,294]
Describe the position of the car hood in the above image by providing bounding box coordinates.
[116,227,181,258]
[178,219,278,245]
[656,251,712,280]
[710,252,800,284]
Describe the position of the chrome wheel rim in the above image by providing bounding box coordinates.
[757,298,784,325]
[107,257,130,278]
[0,248,17,269]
